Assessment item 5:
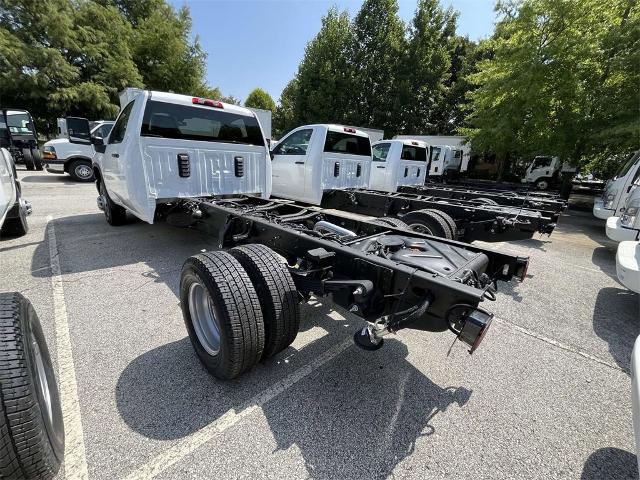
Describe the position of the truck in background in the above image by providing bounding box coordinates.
[394,135,470,175]
[0,109,43,171]
[594,151,640,220]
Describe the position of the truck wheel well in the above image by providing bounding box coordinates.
[93,167,102,193]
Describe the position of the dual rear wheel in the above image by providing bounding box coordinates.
[180,245,300,380]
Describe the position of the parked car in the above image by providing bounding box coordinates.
[42,120,114,181]
[0,109,43,171]
[0,148,31,237]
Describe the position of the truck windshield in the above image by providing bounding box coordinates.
[532,157,552,169]
[613,152,639,179]
[324,131,371,156]
[140,100,265,147]
[5,111,34,135]
[401,145,427,161]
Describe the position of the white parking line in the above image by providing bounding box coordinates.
[124,337,354,480]
[47,217,89,479]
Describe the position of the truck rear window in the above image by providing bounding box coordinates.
[323,131,371,157]
[401,145,427,161]
[140,100,265,147]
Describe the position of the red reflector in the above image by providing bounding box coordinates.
[411,141,419,145]
[344,127,356,133]
[192,97,223,108]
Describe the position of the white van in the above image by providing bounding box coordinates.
[270,124,372,205]
[369,139,428,192]
[594,151,640,220]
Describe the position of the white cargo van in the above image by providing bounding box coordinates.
[67,90,271,224]
[270,124,372,205]
[594,151,640,220]
[369,139,428,192]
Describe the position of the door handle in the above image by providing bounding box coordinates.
[377,166,385,169]
[294,161,304,165]
[111,153,119,158]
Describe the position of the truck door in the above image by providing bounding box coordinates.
[369,142,392,191]
[429,146,443,176]
[271,128,313,202]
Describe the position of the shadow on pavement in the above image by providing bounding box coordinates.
[593,287,640,373]
[591,246,619,278]
[20,174,78,185]
[116,334,471,479]
[580,447,637,479]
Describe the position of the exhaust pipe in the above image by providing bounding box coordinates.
[314,221,357,237]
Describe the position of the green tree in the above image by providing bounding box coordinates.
[244,88,276,112]
[293,7,354,125]
[464,0,639,171]
[351,0,406,134]
[402,0,455,134]
[273,78,299,137]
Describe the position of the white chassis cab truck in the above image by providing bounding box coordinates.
[616,241,640,294]
[270,124,372,205]
[0,148,31,237]
[64,91,530,381]
[606,178,640,242]
[43,120,114,181]
[369,139,428,192]
[594,151,640,220]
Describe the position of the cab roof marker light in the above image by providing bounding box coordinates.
[192,97,224,109]
[344,127,356,133]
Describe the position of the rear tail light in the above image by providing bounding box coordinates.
[192,97,223,108]
[411,141,419,145]
[446,304,493,353]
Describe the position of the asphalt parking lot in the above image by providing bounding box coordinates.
[1,169,638,480]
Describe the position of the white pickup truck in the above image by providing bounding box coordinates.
[594,151,640,220]
[369,139,428,192]
[606,177,640,242]
[0,148,31,237]
[42,120,114,181]
[270,124,372,205]
[66,90,271,224]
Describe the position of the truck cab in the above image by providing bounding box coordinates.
[67,89,272,224]
[428,145,463,178]
[606,177,640,242]
[522,156,562,190]
[368,139,428,192]
[0,109,42,171]
[43,120,114,181]
[594,151,640,220]
[270,124,372,205]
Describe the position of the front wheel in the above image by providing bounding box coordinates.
[0,293,65,479]
[99,181,127,226]
[536,179,550,190]
[0,200,29,237]
[69,160,94,182]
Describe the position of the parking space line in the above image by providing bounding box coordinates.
[47,217,89,480]
[496,317,626,373]
[124,337,354,479]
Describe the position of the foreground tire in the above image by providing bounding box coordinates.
[370,217,410,229]
[99,181,127,226]
[31,149,43,171]
[230,244,300,359]
[401,209,453,239]
[69,160,94,182]
[0,293,64,479]
[536,179,550,190]
[0,202,28,238]
[180,252,265,380]
[424,209,457,239]
[21,149,35,171]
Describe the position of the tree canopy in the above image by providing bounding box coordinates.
[244,88,276,112]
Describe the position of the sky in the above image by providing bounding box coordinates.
[168,0,497,103]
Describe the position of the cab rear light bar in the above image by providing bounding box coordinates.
[192,97,224,109]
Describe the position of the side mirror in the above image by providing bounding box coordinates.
[65,117,91,145]
[91,135,104,146]
[269,150,274,161]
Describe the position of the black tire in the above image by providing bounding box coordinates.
[180,251,265,380]
[401,209,452,239]
[31,149,43,171]
[0,202,28,238]
[21,149,35,171]
[475,197,498,205]
[99,181,127,226]
[536,178,551,190]
[68,160,94,182]
[424,209,457,239]
[229,244,300,359]
[0,293,64,479]
[370,217,410,229]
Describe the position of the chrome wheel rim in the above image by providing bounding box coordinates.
[188,282,221,356]
[409,223,433,235]
[32,339,54,428]
[75,164,92,179]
